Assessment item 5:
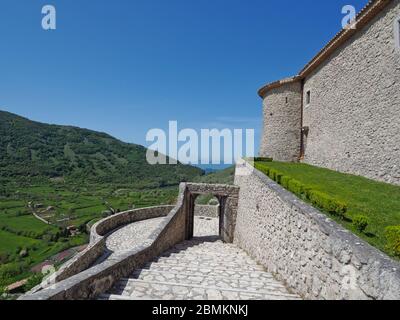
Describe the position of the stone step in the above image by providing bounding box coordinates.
[98,294,152,301]
[119,271,287,293]
[136,267,276,280]
[173,241,237,250]
[164,245,247,252]
[146,259,265,271]
[142,262,272,278]
[160,249,251,259]
[166,248,244,257]
[109,279,300,300]
[181,243,240,251]
[156,254,257,266]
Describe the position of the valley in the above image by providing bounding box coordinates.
[0,110,208,296]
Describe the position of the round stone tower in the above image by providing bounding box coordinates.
[259,78,302,162]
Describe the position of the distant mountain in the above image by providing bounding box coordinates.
[0,110,203,187]
[194,166,235,185]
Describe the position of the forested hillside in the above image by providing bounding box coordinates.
[0,110,203,187]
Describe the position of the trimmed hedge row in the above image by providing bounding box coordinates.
[256,163,348,218]
[253,157,273,163]
[385,226,400,258]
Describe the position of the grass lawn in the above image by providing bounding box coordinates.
[254,160,400,258]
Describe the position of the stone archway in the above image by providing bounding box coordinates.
[184,184,240,243]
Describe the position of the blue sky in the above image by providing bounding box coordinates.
[0,0,368,157]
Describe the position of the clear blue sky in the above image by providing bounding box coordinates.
[0,0,368,155]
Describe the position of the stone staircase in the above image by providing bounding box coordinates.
[99,237,300,300]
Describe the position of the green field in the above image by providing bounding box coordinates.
[0,230,40,253]
[0,181,179,291]
[254,160,400,258]
[0,110,205,297]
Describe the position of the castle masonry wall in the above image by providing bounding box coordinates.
[259,81,302,162]
[302,1,400,185]
[234,160,400,300]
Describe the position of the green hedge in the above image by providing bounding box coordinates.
[288,179,308,196]
[307,190,347,218]
[385,226,400,258]
[255,163,348,218]
[253,157,273,162]
[353,215,369,233]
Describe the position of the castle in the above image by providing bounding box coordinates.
[19,0,400,301]
[259,0,400,186]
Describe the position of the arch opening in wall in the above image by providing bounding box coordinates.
[395,16,400,51]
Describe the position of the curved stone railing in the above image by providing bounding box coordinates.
[56,205,174,283]
[20,182,239,300]
[20,201,179,299]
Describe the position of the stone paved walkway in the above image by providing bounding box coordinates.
[193,216,219,237]
[99,216,300,300]
[106,217,165,253]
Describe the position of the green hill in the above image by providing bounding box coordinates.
[194,166,235,185]
[0,110,203,187]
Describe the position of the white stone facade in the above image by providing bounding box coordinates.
[259,0,400,185]
[303,0,400,185]
[260,81,302,162]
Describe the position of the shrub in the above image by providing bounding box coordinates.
[287,179,306,196]
[353,215,369,233]
[0,253,10,264]
[254,157,273,162]
[256,164,269,176]
[281,176,292,189]
[268,169,277,181]
[308,190,347,218]
[385,226,400,258]
[0,262,25,279]
[23,273,44,292]
[275,172,284,184]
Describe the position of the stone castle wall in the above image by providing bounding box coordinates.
[194,204,219,217]
[233,160,400,300]
[302,0,400,185]
[259,80,302,162]
[259,1,400,185]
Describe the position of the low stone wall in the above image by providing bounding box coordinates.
[56,206,174,283]
[21,206,174,300]
[20,183,239,300]
[194,205,219,218]
[234,160,400,300]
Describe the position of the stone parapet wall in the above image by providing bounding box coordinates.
[194,205,219,218]
[58,206,174,283]
[93,206,174,239]
[234,160,400,300]
[25,206,174,295]
[20,183,239,300]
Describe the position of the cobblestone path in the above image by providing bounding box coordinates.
[99,216,300,300]
[106,217,165,253]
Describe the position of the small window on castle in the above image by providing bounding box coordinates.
[395,17,400,50]
[306,90,311,105]
[285,97,288,104]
